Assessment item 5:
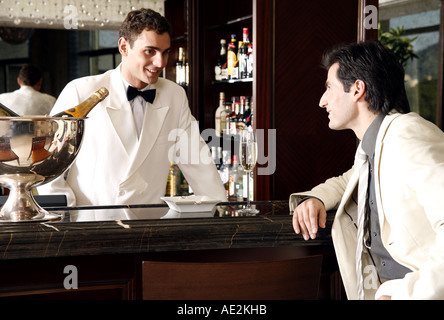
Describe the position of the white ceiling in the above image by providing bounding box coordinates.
[0,0,164,30]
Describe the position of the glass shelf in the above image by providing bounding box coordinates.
[213,78,253,84]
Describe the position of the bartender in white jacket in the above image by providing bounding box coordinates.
[38,8,225,206]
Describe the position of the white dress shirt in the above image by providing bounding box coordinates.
[121,76,150,138]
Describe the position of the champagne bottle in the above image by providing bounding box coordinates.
[214,91,226,137]
[53,87,109,117]
[0,102,20,117]
[165,161,180,196]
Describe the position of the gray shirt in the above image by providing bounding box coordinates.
[361,113,411,280]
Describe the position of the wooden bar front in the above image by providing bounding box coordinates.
[0,201,343,300]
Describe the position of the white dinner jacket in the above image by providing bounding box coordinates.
[0,86,55,115]
[38,65,226,206]
[290,112,444,299]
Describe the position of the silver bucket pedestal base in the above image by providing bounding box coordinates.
[0,174,61,222]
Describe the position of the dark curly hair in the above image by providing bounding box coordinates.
[119,8,172,48]
[322,41,410,115]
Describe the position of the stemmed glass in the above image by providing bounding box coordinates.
[238,128,259,215]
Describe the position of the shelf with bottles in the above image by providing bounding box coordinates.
[213,27,253,84]
[214,92,253,138]
[209,91,254,202]
[211,145,254,203]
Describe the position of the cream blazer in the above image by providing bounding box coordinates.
[290,112,444,299]
[38,65,226,206]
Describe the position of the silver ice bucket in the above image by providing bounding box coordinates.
[0,117,84,222]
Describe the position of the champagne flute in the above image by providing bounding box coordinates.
[238,128,259,215]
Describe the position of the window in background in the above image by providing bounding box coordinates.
[77,30,120,77]
[379,0,442,124]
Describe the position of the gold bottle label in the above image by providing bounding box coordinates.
[55,87,109,118]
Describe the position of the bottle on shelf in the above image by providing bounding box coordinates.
[219,150,231,199]
[231,101,240,135]
[222,101,231,136]
[242,28,250,47]
[236,96,246,131]
[176,47,187,87]
[53,87,109,117]
[211,146,221,170]
[214,92,226,137]
[236,157,245,201]
[185,61,189,87]
[238,41,248,79]
[247,43,253,79]
[243,97,252,126]
[240,28,250,79]
[229,154,240,201]
[215,39,227,81]
[227,34,238,80]
[227,96,237,135]
[243,27,253,79]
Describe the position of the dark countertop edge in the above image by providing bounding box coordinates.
[0,201,333,261]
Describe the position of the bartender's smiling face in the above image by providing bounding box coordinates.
[119,29,171,89]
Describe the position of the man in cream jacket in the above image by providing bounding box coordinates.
[38,8,225,206]
[290,41,444,299]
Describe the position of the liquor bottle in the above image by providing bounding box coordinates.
[242,28,250,46]
[214,39,227,81]
[243,97,252,125]
[165,161,180,196]
[228,97,238,135]
[176,47,185,86]
[53,87,109,117]
[236,96,246,131]
[227,34,237,80]
[230,101,240,135]
[0,102,20,117]
[185,61,189,87]
[238,41,248,79]
[214,92,226,137]
[211,146,220,169]
[222,102,231,136]
[230,40,242,80]
[219,150,231,199]
[247,43,253,78]
[229,155,239,201]
[241,28,250,79]
[179,168,191,196]
[236,157,245,201]
[217,147,223,170]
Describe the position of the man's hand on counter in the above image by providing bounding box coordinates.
[292,198,327,240]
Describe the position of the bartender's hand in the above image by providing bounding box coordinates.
[293,198,327,240]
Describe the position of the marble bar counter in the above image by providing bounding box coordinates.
[0,201,342,300]
[0,200,332,260]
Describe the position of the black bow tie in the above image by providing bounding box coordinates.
[126,86,156,103]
